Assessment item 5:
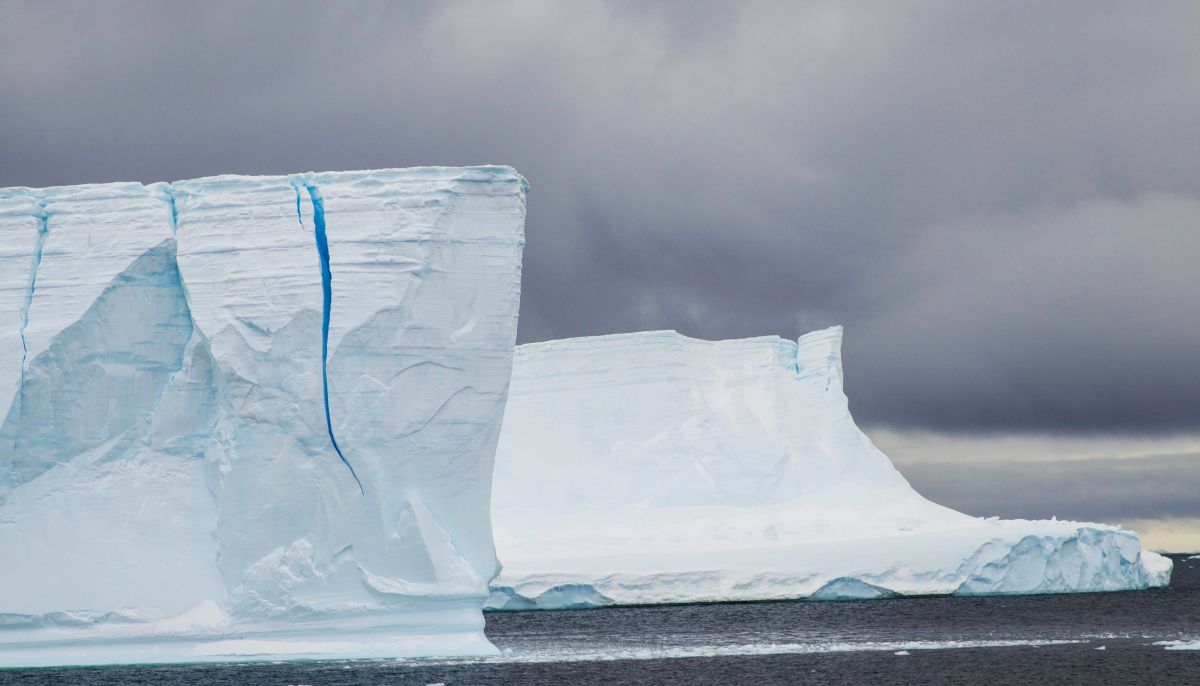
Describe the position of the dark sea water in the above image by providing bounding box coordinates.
[5,554,1198,685]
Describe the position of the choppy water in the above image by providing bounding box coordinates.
[5,554,1198,685]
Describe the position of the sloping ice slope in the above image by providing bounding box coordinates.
[489,327,1172,609]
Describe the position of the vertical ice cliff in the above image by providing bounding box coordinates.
[0,183,217,644]
[489,327,1172,609]
[0,167,526,667]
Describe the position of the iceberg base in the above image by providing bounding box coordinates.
[489,522,1173,610]
[0,603,496,668]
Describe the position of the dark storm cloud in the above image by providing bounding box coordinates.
[2,1,1198,432]
[899,453,1200,522]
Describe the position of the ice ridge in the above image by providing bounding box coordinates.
[291,176,363,494]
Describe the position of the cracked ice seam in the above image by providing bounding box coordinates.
[291,178,364,494]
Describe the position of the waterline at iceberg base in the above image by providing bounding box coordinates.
[488,328,1172,610]
[0,168,527,667]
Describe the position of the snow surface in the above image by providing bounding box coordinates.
[0,167,526,667]
[489,327,1172,609]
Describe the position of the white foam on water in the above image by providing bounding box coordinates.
[1155,640,1200,651]
[373,638,1091,667]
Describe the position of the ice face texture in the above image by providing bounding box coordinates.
[489,327,1172,609]
[0,167,526,667]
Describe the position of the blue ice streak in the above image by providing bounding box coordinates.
[19,200,49,371]
[300,181,364,494]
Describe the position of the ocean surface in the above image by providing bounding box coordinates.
[4,554,1197,685]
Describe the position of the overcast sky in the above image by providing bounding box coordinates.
[2,1,1197,546]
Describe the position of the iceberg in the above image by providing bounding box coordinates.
[0,167,526,667]
[489,327,1172,609]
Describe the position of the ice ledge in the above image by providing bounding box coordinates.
[512,326,845,387]
[794,325,843,388]
[172,165,528,202]
[1,166,527,199]
[0,603,498,668]
[488,525,1172,610]
[517,329,797,357]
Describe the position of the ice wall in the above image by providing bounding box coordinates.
[0,167,526,667]
[489,328,1172,609]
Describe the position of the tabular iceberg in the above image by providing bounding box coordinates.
[0,167,526,667]
[489,327,1172,609]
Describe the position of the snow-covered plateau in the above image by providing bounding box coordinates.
[0,167,527,667]
[489,328,1172,610]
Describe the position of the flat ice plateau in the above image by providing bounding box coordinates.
[489,328,1172,609]
[0,167,526,666]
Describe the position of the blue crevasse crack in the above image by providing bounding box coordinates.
[165,187,179,234]
[19,198,49,375]
[291,177,364,494]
